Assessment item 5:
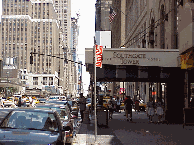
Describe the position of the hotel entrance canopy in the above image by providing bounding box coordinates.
[85,48,180,82]
[85,48,179,67]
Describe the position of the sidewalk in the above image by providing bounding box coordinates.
[72,110,194,145]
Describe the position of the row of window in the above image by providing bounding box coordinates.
[126,0,146,33]
[33,77,53,85]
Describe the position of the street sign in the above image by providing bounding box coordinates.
[86,48,179,67]
[95,45,103,68]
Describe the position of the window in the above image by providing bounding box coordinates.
[33,77,38,85]
[43,77,47,85]
[49,77,53,85]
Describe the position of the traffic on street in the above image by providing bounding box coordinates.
[0,0,194,144]
[0,95,82,145]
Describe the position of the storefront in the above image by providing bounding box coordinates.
[178,1,194,126]
[181,48,194,109]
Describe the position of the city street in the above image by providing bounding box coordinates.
[73,109,194,145]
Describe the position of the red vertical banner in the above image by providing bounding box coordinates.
[95,45,103,68]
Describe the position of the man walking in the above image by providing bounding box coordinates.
[124,96,133,121]
[79,93,86,122]
[116,97,121,113]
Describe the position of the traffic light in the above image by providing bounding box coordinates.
[30,55,33,64]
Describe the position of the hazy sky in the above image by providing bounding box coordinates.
[71,0,96,93]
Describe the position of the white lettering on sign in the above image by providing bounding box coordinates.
[113,52,146,59]
[99,51,162,65]
[121,59,139,64]
[96,45,103,68]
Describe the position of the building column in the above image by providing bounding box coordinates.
[184,71,189,108]
[146,82,149,103]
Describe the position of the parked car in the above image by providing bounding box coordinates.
[0,107,66,145]
[46,100,67,105]
[120,101,125,110]
[67,101,79,117]
[139,100,146,111]
[35,103,74,144]
[2,97,15,107]
[38,98,47,103]
[86,98,91,104]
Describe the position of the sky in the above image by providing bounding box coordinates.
[0,1,1,22]
[71,0,96,94]
[0,0,96,95]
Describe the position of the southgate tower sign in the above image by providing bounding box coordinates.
[85,48,179,67]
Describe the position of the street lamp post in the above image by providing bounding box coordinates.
[6,71,9,98]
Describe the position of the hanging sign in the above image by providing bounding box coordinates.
[95,45,103,68]
[181,50,194,69]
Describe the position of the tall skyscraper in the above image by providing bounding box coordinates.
[0,0,71,94]
[71,17,79,97]
[54,0,72,96]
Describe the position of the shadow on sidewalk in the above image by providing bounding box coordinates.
[75,111,194,145]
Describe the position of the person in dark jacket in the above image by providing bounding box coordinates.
[108,96,114,119]
[124,96,133,121]
[18,97,22,107]
[116,97,121,113]
[79,93,86,122]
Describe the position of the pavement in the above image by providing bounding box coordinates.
[72,109,194,145]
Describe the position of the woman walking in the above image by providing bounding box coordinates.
[147,98,155,123]
[108,97,114,119]
[155,99,164,123]
[124,96,133,121]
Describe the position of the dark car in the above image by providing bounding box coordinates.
[0,107,66,145]
[38,98,47,103]
[35,103,74,144]
[46,100,67,105]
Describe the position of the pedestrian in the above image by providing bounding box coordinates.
[29,96,32,107]
[108,96,114,119]
[98,96,103,107]
[147,98,155,123]
[79,93,86,122]
[155,98,164,123]
[23,97,26,107]
[18,97,22,107]
[66,101,72,112]
[124,96,133,121]
[135,100,139,113]
[32,99,35,107]
[116,97,121,113]
[123,96,128,116]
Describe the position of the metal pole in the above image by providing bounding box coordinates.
[94,45,97,141]
[80,63,82,93]
[123,81,124,100]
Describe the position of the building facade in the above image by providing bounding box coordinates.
[0,0,77,96]
[95,0,112,31]
[54,0,72,95]
[70,17,79,97]
[178,0,194,109]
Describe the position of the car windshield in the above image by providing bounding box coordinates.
[46,101,67,104]
[0,110,59,132]
[49,97,59,100]
[39,98,46,101]
[36,106,69,120]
